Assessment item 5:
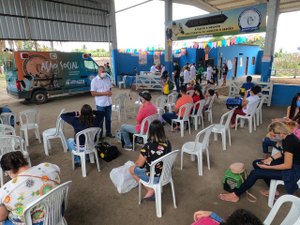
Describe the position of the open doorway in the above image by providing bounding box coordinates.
[244,57,249,75]
[233,57,238,78]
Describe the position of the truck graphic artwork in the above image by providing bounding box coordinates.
[3,51,99,104]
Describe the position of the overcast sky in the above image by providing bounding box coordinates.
[56,1,300,53]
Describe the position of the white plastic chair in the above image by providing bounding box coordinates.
[235,99,260,133]
[132,114,159,151]
[0,135,31,186]
[72,127,101,177]
[0,124,16,135]
[118,75,127,88]
[0,112,15,127]
[204,94,216,124]
[42,109,67,156]
[112,93,127,121]
[212,109,235,151]
[190,99,205,130]
[256,95,267,126]
[181,125,214,176]
[155,95,167,115]
[19,108,41,146]
[23,181,72,225]
[138,150,179,218]
[171,103,194,137]
[267,179,300,208]
[264,195,300,225]
[165,92,178,112]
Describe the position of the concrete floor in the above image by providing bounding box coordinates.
[1,87,297,225]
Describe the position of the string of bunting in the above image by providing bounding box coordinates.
[117,34,263,56]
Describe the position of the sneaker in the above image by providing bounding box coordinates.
[124,145,133,151]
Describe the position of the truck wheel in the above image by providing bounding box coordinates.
[32,90,48,104]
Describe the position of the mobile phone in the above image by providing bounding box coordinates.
[257,161,265,165]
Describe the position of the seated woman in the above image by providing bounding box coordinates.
[61,104,104,164]
[219,122,300,203]
[0,151,60,225]
[230,85,261,128]
[187,80,195,91]
[262,93,300,157]
[193,209,262,225]
[202,89,215,114]
[192,86,205,114]
[129,120,171,200]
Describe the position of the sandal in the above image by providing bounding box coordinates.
[260,189,280,197]
[219,193,239,203]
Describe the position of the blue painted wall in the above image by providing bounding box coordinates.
[113,45,261,84]
[210,45,261,79]
[271,84,300,106]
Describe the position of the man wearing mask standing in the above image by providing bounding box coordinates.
[91,66,115,138]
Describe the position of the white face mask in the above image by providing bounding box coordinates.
[270,134,283,142]
[100,73,106,78]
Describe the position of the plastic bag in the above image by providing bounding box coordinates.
[110,161,138,194]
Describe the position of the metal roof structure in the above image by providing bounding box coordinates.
[1,0,299,42]
[175,0,300,14]
[0,0,111,41]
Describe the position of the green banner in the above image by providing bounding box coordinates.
[166,4,267,41]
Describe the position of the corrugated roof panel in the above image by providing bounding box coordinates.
[0,0,110,41]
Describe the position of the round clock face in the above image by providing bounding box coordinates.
[238,8,261,32]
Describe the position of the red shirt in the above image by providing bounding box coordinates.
[136,102,158,133]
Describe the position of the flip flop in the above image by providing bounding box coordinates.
[260,190,280,198]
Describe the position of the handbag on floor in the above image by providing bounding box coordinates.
[223,162,256,202]
[96,142,120,162]
[110,161,138,194]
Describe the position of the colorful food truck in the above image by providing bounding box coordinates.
[3,50,99,104]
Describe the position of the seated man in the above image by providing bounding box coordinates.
[120,91,157,151]
[231,85,261,128]
[162,85,193,131]
[240,76,255,96]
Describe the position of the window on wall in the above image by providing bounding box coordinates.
[252,57,255,65]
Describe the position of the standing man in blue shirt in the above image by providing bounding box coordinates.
[90,66,115,138]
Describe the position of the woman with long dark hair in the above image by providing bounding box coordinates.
[287,93,300,123]
[61,104,104,164]
[0,151,60,225]
[129,120,171,200]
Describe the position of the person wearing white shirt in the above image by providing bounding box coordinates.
[206,64,213,83]
[190,63,196,80]
[90,66,115,138]
[230,85,261,127]
[150,64,156,73]
[183,66,190,84]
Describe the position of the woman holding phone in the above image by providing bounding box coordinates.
[219,121,300,202]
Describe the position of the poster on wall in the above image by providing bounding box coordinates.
[153,52,160,65]
[139,52,147,65]
[166,3,266,41]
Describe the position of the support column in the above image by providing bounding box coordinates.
[261,0,280,82]
[164,0,173,78]
[110,0,118,85]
